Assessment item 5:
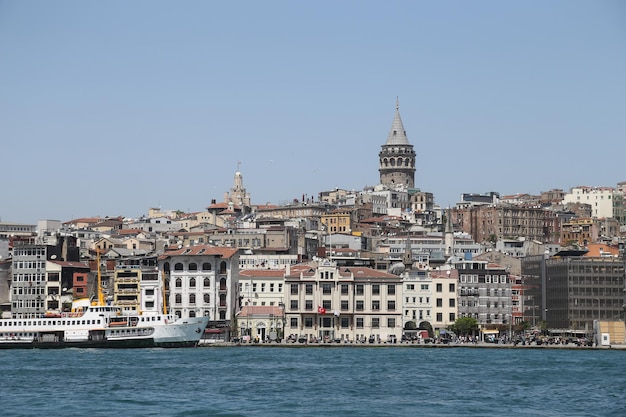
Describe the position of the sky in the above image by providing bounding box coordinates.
[1,1,625,224]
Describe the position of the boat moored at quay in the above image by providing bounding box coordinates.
[0,300,209,349]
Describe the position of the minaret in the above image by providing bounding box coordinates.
[444,209,454,258]
[379,98,416,189]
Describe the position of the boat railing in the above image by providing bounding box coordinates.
[61,312,84,318]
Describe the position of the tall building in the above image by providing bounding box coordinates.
[378,99,416,189]
[159,245,239,339]
[522,252,625,331]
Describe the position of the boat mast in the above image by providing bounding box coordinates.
[162,269,168,315]
[97,249,105,306]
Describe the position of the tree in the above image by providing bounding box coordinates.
[452,316,479,336]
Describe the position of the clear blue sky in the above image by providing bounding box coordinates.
[2,1,625,223]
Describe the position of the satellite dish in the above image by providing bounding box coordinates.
[51,255,57,259]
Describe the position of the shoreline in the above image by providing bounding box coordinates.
[199,341,626,350]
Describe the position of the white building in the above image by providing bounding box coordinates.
[159,245,239,339]
[402,269,433,334]
[563,186,616,219]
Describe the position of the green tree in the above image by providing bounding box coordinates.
[452,316,479,336]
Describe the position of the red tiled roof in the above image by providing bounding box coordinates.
[238,305,284,317]
[286,264,397,279]
[63,217,101,225]
[240,269,286,277]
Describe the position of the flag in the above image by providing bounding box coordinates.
[317,306,326,314]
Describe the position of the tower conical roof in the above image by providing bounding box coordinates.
[385,98,409,145]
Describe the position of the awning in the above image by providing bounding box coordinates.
[204,329,224,334]
[482,330,500,334]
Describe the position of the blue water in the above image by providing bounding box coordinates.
[0,346,624,417]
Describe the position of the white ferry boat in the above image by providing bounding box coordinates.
[0,300,209,349]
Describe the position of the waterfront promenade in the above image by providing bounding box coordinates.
[202,339,626,350]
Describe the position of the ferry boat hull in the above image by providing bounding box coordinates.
[0,307,210,349]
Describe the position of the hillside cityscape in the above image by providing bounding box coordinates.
[1,103,625,346]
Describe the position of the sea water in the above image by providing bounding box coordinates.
[0,346,624,417]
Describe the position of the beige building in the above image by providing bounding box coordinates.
[283,260,403,343]
[236,305,285,342]
[431,270,459,334]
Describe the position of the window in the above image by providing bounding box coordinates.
[449,283,455,292]
[387,300,396,310]
[189,294,196,304]
[356,317,364,328]
[436,313,442,322]
[387,285,395,295]
[341,284,349,295]
[290,317,298,328]
[420,284,429,290]
[290,300,298,310]
[203,293,210,303]
[372,285,380,295]
[189,263,197,271]
[175,294,182,304]
[406,284,415,290]
[341,300,348,310]
[387,318,396,328]
[356,300,364,311]
[436,298,443,307]
[449,299,455,307]
[356,284,364,295]
[304,317,313,328]
[290,284,299,295]
[322,300,331,310]
[203,278,210,288]
[436,283,443,292]
[175,278,182,288]
[174,263,183,271]
[341,317,349,328]
[449,313,456,322]
[189,278,196,288]
[322,283,332,295]
[305,300,313,310]
[372,318,380,329]
[202,262,211,271]
[305,284,313,295]
[372,300,380,310]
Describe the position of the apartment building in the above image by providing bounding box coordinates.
[159,245,239,339]
[455,260,512,328]
[563,186,616,219]
[431,270,459,333]
[402,269,433,332]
